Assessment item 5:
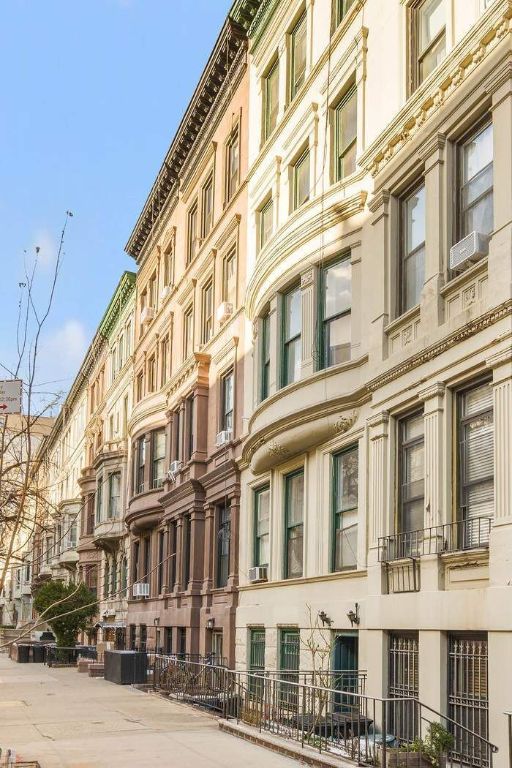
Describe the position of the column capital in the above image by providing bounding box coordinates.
[417,132,446,166]
[367,410,389,431]
[418,381,446,403]
[486,345,512,376]
[484,57,512,102]
[368,188,390,215]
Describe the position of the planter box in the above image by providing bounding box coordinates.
[378,747,446,768]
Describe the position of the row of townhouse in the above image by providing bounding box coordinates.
[28,0,511,762]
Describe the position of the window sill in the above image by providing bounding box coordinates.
[441,256,488,296]
[384,304,421,336]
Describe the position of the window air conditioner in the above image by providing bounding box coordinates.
[216,301,234,324]
[132,582,149,598]
[248,566,268,583]
[167,460,182,480]
[140,306,155,325]
[160,285,171,301]
[216,429,232,447]
[449,231,489,273]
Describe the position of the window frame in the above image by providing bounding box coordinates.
[201,279,214,345]
[183,305,194,360]
[260,311,271,402]
[289,10,307,102]
[254,485,270,567]
[222,246,237,306]
[399,180,426,315]
[151,428,166,490]
[397,411,425,538]
[187,200,198,265]
[225,124,240,203]
[320,254,352,370]
[215,502,231,589]
[281,285,302,388]
[333,85,357,183]
[135,436,146,495]
[333,0,355,28]
[292,148,310,211]
[220,369,234,434]
[201,172,214,238]
[258,196,274,252]
[108,471,121,519]
[263,57,279,142]
[457,119,494,242]
[283,468,304,580]
[410,0,447,92]
[331,445,359,572]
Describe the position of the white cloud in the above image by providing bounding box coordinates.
[37,320,89,396]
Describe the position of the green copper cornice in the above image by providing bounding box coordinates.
[248,0,280,46]
[98,271,136,340]
[230,0,262,30]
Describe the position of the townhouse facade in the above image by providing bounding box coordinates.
[236,0,512,762]
[123,2,259,666]
[77,272,135,647]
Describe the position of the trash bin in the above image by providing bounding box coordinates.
[32,644,45,663]
[16,644,30,663]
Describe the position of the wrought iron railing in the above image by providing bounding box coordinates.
[152,658,497,768]
[45,645,97,667]
[379,516,492,563]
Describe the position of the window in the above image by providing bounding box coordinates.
[254,486,270,567]
[292,149,310,210]
[135,436,146,494]
[413,0,446,87]
[258,197,273,251]
[282,286,301,386]
[136,371,144,402]
[157,530,165,594]
[143,536,151,586]
[152,429,166,489]
[226,126,240,202]
[457,381,493,546]
[334,86,357,181]
[398,412,425,543]
[120,557,128,596]
[104,558,110,599]
[223,248,236,306]
[172,408,182,463]
[110,555,117,596]
[183,306,194,360]
[177,626,187,657]
[290,11,307,100]
[260,312,271,401]
[96,476,103,523]
[220,370,234,433]
[332,447,358,571]
[280,629,300,702]
[448,633,488,761]
[148,273,157,309]
[263,58,279,141]
[389,632,419,740]
[182,515,191,589]
[202,174,214,237]
[163,239,174,287]
[458,122,493,240]
[132,540,140,582]
[334,0,355,27]
[211,630,223,662]
[400,183,425,313]
[321,257,351,368]
[284,469,304,579]
[147,354,156,393]
[249,629,266,694]
[168,520,177,591]
[187,202,198,264]
[108,472,121,519]
[216,503,231,588]
[185,395,194,461]
[160,337,169,388]
[202,280,214,344]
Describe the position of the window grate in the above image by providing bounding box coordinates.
[389,632,419,740]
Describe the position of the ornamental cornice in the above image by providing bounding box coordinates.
[246,189,367,318]
[417,132,446,163]
[484,55,512,97]
[367,300,512,392]
[165,352,211,407]
[359,0,512,178]
[214,213,241,252]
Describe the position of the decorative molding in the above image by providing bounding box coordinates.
[486,345,512,370]
[165,352,211,405]
[332,410,358,435]
[214,213,241,252]
[417,132,446,162]
[484,55,512,96]
[368,189,390,214]
[212,336,240,366]
[359,1,512,178]
[267,440,290,459]
[369,300,512,392]
[300,268,315,288]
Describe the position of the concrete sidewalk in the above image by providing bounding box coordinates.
[0,654,298,767]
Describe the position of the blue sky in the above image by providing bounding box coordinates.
[0,0,231,410]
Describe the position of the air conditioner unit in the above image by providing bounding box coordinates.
[216,429,232,447]
[449,231,489,273]
[132,582,149,598]
[160,285,171,301]
[167,460,182,480]
[140,306,155,325]
[216,301,234,324]
[248,566,268,583]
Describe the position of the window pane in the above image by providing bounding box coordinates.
[286,472,304,527]
[326,314,351,366]
[402,185,425,311]
[294,151,310,208]
[255,487,270,566]
[287,526,304,578]
[335,89,357,180]
[400,413,424,536]
[291,13,307,97]
[265,61,279,137]
[260,199,273,248]
[335,448,358,512]
[324,259,351,319]
[285,337,301,384]
[420,0,445,50]
[285,287,301,339]
[406,185,425,253]
[464,124,493,183]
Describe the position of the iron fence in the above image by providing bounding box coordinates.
[379,516,492,563]
[152,657,497,768]
[45,645,97,667]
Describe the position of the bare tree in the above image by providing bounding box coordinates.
[0,213,72,603]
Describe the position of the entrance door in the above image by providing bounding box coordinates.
[333,633,359,711]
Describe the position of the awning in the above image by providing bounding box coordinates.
[94,621,126,629]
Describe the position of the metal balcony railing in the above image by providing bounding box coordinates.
[152,657,497,768]
[379,516,492,563]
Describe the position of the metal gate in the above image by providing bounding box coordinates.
[279,629,300,709]
[249,629,265,695]
[448,634,488,767]
[388,632,419,740]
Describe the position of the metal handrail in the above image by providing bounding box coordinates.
[153,657,498,767]
[379,516,492,563]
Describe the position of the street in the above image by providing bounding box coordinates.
[0,655,297,767]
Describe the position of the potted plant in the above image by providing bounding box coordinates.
[379,723,454,768]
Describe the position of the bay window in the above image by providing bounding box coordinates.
[282,286,301,387]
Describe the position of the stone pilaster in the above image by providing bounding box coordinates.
[419,133,446,329]
[418,382,446,529]
[368,411,390,549]
[300,265,319,378]
[268,293,280,395]
[487,348,512,525]
[202,504,215,592]
[368,190,391,363]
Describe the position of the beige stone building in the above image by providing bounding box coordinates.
[237,0,512,762]
[123,3,258,664]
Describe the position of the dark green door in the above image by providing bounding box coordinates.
[279,629,300,709]
[333,633,358,711]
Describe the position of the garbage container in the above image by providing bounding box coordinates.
[32,644,45,663]
[16,644,30,663]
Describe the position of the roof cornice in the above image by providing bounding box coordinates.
[98,271,136,340]
[125,15,255,264]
